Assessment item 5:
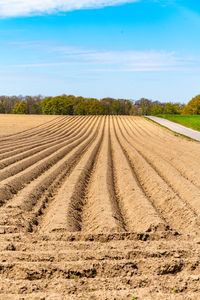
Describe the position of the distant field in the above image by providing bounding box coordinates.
[0,114,58,136]
[156,114,200,131]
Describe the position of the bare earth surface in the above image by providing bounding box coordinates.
[146,116,200,141]
[0,115,200,299]
[0,114,58,136]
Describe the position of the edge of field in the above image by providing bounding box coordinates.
[144,116,200,142]
[155,114,200,132]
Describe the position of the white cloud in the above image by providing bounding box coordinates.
[53,46,197,70]
[0,0,138,17]
[3,40,198,71]
[6,45,197,72]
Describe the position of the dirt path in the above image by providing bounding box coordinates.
[146,116,200,141]
[0,115,199,299]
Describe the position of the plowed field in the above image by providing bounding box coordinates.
[0,115,199,299]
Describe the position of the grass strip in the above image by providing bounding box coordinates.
[144,117,199,143]
[156,114,200,132]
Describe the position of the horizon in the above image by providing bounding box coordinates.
[0,0,200,103]
[0,93,196,105]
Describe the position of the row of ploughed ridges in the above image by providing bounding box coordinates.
[0,233,199,298]
[0,115,200,235]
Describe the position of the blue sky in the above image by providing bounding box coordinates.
[0,0,200,103]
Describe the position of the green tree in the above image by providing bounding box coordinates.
[111,100,121,115]
[100,98,115,114]
[74,98,104,115]
[12,101,27,114]
[87,99,104,115]
[164,102,181,114]
[151,104,164,115]
[41,96,74,115]
[74,100,89,115]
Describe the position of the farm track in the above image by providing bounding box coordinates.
[0,115,200,299]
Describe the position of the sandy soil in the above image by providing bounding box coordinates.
[0,115,200,299]
[0,114,58,136]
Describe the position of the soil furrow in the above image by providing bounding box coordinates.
[0,117,69,153]
[128,117,200,167]
[110,116,168,233]
[0,116,92,174]
[0,115,61,141]
[39,117,105,233]
[0,115,68,145]
[0,117,98,206]
[0,115,199,300]
[141,117,200,159]
[0,116,94,183]
[122,117,200,216]
[0,117,101,232]
[0,116,85,161]
[0,116,80,153]
[114,117,200,234]
[81,116,126,233]
[125,117,200,189]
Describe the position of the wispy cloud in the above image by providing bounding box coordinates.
[5,44,198,72]
[52,46,199,71]
[0,0,138,17]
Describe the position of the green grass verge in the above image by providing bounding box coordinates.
[144,117,198,142]
[156,114,200,132]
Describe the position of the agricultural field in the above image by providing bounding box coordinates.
[156,114,200,132]
[0,115,200,299]
[0,114,57,136]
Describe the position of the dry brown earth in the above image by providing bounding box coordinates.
[0,115,199,299]
[0,114,58,136]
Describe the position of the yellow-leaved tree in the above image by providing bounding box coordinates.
[12,101,27,114]
[182,95,200,115]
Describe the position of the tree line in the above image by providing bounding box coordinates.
[0,94,200,115]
